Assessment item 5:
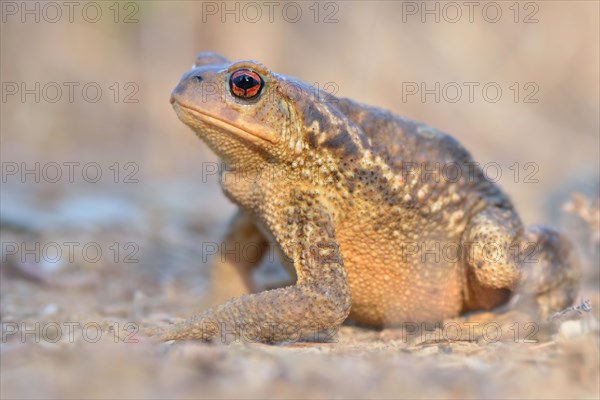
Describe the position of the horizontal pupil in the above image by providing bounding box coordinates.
[234,75,258,90]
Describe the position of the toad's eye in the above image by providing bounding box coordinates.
[229,69,264,99]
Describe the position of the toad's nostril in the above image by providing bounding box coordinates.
[195,75,203,82]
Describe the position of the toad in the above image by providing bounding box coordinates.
[161,52,580,343]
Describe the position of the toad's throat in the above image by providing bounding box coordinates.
[175,101,279,144]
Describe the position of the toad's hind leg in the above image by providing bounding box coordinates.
[209,211,268,305]
[462,208,580,319]
[514,225,581,318]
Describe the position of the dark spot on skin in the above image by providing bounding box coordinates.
[347,181,355,193]
[324,130,350,149]
[303,104,331,134]
[307,131,318,149]
[343,141,359,157]
[323,129,359,157]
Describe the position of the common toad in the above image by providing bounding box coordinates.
[161,52,580,343]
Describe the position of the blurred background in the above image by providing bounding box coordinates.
[1,1,599,399]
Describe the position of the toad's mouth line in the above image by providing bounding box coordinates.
[174,101,279,144]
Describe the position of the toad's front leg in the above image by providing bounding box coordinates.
[157,210,352,343]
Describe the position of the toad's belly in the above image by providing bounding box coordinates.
[341,240,465,326]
